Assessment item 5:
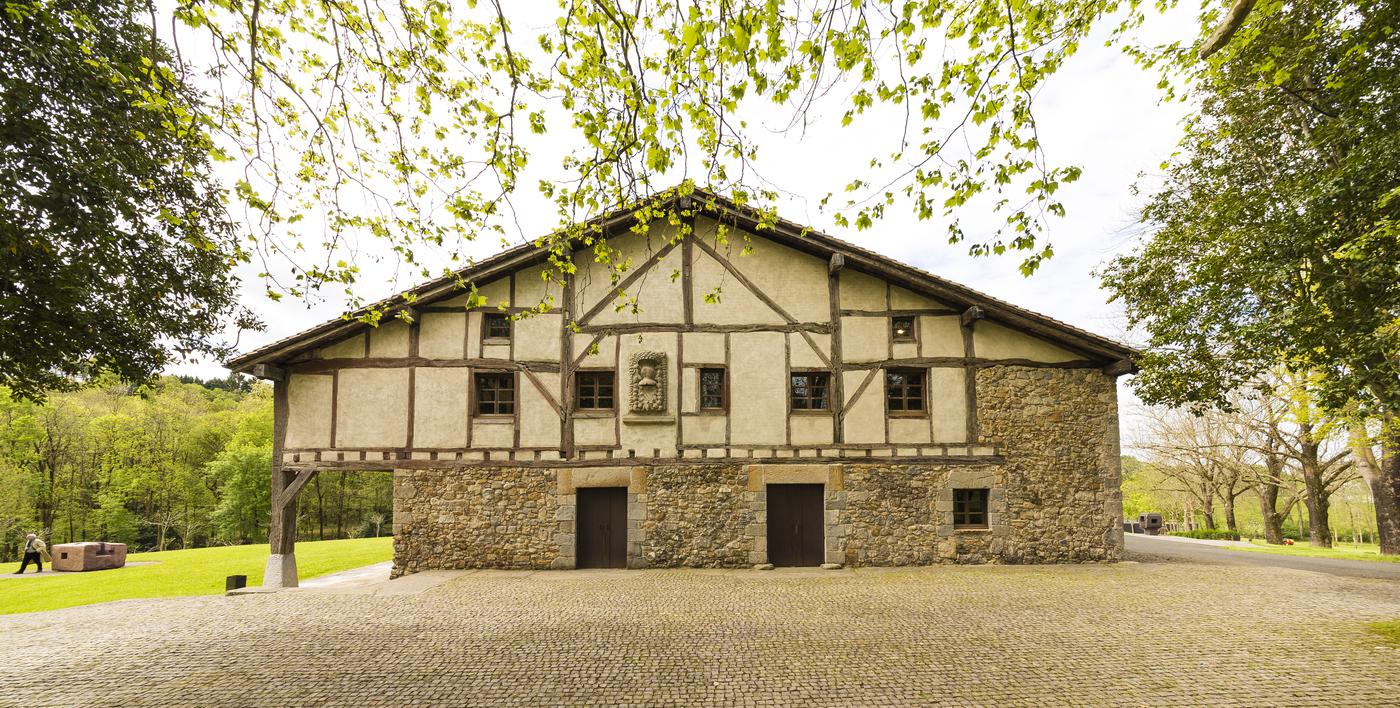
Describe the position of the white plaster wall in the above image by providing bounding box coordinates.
[683,415,726,445]
[369,319,411,358]
[285,374,333,448]
[472,419,514,447]
[689,242,785,325]
[791,415,835,445]
[474,277,511,308]
[838,270,887,310]
[519,371,562,447]
[974,321,1083,362]
[514,265,562,310]
[319,333,365,359]
[575,417,616,446]
[419,313,466,359]
[574,226,686,325]
[335,368,409,447]
[573,333,617,366]
[413,368,468,447]
[692,217,829,323]
[842,370,885,444]
[890,285,949,310]
[841,316,889,363]
[682,332,725,364]
[790,333,830,368]
[515,313,562,361]
[729,331,786,445]
[919,316,964,358]
[889,417,931,445]
[929,367,968,442]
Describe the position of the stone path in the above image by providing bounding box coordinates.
[2,558,1398,706]
[1127,534,1400,580]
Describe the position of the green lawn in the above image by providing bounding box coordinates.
[1225,539,1400,564]
[0,537,392,615]
[1370,620,1400,646]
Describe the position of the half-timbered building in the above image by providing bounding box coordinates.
[227,190,1136,586]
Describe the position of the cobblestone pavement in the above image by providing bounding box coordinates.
[2,559,1399,706]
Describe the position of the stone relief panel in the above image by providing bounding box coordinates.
[628,350,667,414]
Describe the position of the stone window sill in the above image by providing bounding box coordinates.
[953,526,992,533]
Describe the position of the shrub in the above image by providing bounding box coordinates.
[1169,529,1241,541]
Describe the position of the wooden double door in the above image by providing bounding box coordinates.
[576,487,627,569]
[767,484,825,567]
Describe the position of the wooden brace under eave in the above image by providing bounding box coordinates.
[960,306,986,328]
[1103,359,1138,377]
[250,363,286,381]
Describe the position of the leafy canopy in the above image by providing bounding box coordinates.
[0,0,250,400]
[174,0,1213,310]
[1101,0,1400,421]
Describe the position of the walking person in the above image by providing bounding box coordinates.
[14,533,47,574]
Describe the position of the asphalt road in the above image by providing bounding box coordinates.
[1125,533,1400,581]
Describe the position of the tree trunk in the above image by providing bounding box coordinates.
[1258,490,1285,544]
[1354,413,1400,556]
[1302,482,1332,547]
[1222,493,1238,533]
[1372,440,1400,556]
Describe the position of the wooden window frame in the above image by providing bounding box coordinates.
[953,488,990,529]
[789,370,832,413]
[482,312,512,343]
[885,367,927,417]
[575,370,616,412]
[472,370,516,417]
[891,315,917,343]
[698,367,727,413]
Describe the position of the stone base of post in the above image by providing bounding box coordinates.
[263,553,299,588]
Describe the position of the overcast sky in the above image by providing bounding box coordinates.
[168,5,1201,447]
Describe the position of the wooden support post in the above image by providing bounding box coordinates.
[828,254,845,443]
[561,275,576,459]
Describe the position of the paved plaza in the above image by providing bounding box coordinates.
[2,555,1398,706]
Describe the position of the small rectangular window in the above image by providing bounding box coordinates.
[789,372,830,411]
[474,372,514,415]
[575,371,615,410]
[953,489,989,529]
[699,368,726,410]
[891,315,916,342]
[886,368,926,413]
[484,312,511,340]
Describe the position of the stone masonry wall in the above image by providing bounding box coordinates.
[975,366,1122,562]
[839,463,1007,565]
[640,464,755,568]
[391,467,560,577]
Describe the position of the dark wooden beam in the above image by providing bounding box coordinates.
[287,357,561,373]
[576,323,831,335]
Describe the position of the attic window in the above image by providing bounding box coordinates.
[891,315,916,342]
[484,312,511,340]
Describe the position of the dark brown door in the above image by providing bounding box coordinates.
[576,487,627,568]
[767,484,824,567]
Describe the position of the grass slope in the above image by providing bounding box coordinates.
[0,537,392,615]
[1370,620,1400,646]
[1226,539,1400,564]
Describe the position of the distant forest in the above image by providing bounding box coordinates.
[0,377,390,562]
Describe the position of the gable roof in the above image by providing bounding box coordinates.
[226,188,1138,373]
